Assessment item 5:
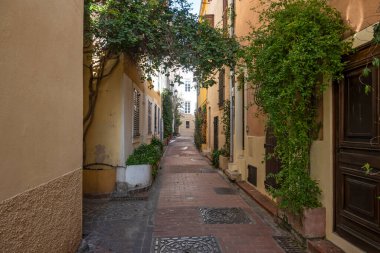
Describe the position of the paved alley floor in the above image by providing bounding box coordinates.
[81,136,301,253]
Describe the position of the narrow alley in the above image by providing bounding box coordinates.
[81,137,302,253]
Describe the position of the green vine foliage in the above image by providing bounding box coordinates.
[86,0,239,87]
[194,104,207,150]
[221,100,230,157]
[242,0,352,214]
[162,89,173,139]
[173,97,183,135]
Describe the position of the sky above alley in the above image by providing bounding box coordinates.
[188,0,201,15]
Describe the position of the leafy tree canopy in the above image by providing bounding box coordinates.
[85,0,239,87]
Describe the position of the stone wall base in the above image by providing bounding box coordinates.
[0,169,82,253]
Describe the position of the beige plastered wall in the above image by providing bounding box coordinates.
[179,114,195,137]
[231,0,268,188]
[233,0,377,251]
[207,69,230,152]
[0,0,83,252]
[309,1,378,251]
[309,22,377,253]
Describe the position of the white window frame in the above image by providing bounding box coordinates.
[185,81,191,92]
[184,101,191,114]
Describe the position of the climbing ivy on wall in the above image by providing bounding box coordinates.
[194,104,207,150]
[221,100,230,157]
[162,89,173,139]
[242,0,352,214]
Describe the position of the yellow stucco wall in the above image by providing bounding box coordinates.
[83,169,116,195]
[0,0,83,251]
[84,54,162,193]
[198,0,229,152]
[85,57,124,166]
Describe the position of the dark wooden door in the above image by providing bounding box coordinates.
[334,44,380,252]
[214,116,219,150]
[264,128,281,189]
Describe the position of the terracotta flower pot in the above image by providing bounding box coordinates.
[219,155,229,171]
[278,207,326,239]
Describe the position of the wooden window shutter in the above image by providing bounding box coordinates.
[218,69,225,107]
[154,104,157,133]
[223,0,228,30]
[133,89,140,137]
[148,101,152,134]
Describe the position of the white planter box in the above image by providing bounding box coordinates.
[116,164,152,192]
[116,167,127,192]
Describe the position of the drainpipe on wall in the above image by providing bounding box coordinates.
[229,0,235,163]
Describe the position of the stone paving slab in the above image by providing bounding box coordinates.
[79,137,302,253]
[153,137,296,253]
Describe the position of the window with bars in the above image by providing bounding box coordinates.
[184,101,191,114]
[148,100,152,134]
[158,107,161,134]
[218,69,225,107]
[185,81,191,92]
[186,121,190,128]
[154,104,157,133]
[133,89,140,137]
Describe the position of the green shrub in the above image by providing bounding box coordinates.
[211,149,221,168]
[151,136,164,152]
[126,143,162,166]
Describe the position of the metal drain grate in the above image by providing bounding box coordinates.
[152,236,222,253]
[214,187,236,195]
[200,207,253,224]
[273,236,305,253]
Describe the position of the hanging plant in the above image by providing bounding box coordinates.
[242,0,352,214]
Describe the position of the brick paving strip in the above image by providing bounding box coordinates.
[153,136,302,253]
[79,136,303,253]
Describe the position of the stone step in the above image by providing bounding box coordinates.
[307,239,345,253]
[224,169,241,181]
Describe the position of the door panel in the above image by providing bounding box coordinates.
[213,116,219,150]
[335,44,380,253]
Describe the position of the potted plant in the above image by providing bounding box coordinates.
[116,138,163,192]
[218,148,229,171]
[277,207,326,240]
